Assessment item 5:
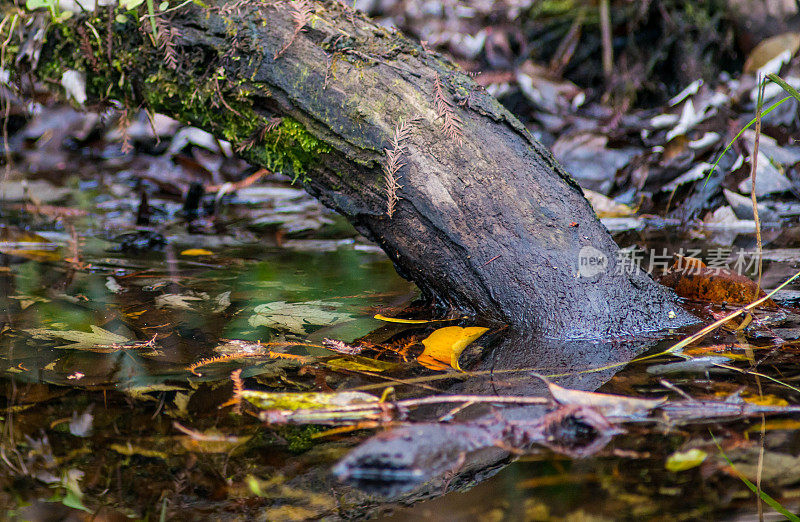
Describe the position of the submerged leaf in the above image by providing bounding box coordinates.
[25,325,130,351]
[417,326,489,371]
[666,448,707,472]
[323,356,398,372]
[250,300,355,333]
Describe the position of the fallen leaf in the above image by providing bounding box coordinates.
[0,229,61,262]
[741,394,788,407]
[744,32,800,74]
[666,448,707,472]
[25,325,130,351]
[548,381,665,418]
[173,422,251,454]
[417,326,489,371]
[155,292,206,310]
[109,443,168,460]
[250,300,355,333]
[323,356,398,372]
[373,314,438,324]
[583,189,634,218]
[180,248,213,256]
[659,258,776,307]
[240,390,377,410]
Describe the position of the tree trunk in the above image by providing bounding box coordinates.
[5,0,694,338]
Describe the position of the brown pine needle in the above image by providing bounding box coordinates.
[274,0,313,60]
[433,72,463,145]
[383,121,413,217]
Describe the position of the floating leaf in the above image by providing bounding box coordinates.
[250,300,355,333]
[240,390,377,410]
[666,448,707,472]
[180,248,213,256]
[417,326,489,371]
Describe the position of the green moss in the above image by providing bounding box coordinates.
[20,7,332,181]
[246,118,332,182]
[279,425,324,453]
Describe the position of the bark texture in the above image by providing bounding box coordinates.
[6,0,695,338]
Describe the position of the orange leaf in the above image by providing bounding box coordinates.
[417,326,489,371]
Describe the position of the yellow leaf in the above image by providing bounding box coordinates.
[666,448,707,472]
[323,357,398,372]
[180,248,213,256]
[583,189,634,218]
[742,394,788,407]
[417,326,489,371]
[373,314,436,324]
[745,419,800,435]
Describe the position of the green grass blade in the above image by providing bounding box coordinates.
[145,0,159,40]
[702,96,791,186]
[712,434,800,521]
[767,73,800,102]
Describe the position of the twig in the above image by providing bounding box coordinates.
[750,76,765,295]
[599,0,613,82]
[481,254,501,267]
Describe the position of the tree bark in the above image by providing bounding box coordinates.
[5,0,695,338]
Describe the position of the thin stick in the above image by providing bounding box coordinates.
[750,76,765,295]
[599,0,613,81]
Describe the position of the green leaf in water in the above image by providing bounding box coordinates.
[665,448,707,472]
[240,390,377,410]
[249,300,355,333]
[323,356,398,372]
[25,325,130,351]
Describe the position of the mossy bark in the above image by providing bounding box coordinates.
[4,0,694,338]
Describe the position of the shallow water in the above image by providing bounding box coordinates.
[3,195,800,520]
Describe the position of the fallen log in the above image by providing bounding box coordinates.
[2,0,695,337]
